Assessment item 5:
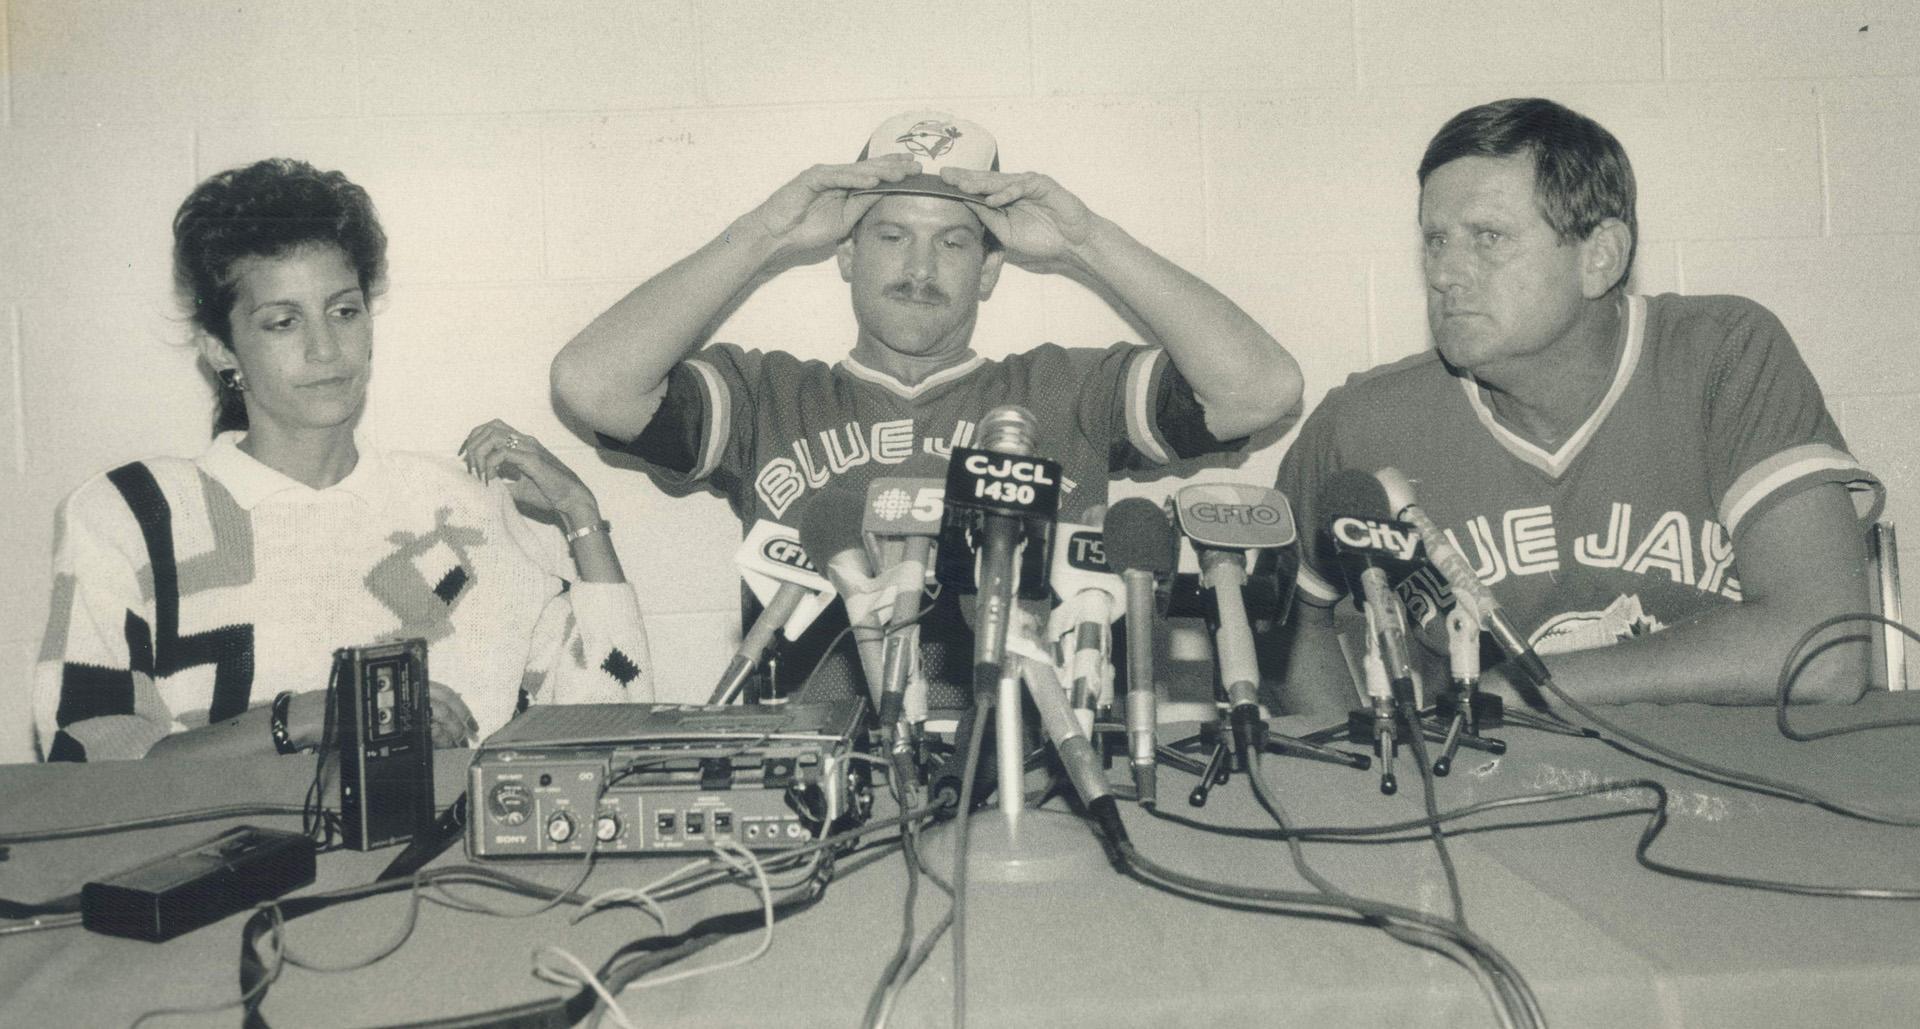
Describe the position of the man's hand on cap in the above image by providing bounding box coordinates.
[939,167,1093,262]
[751,155,920,256]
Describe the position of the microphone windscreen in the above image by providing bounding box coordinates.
[1316,469,1393,599]
[1319,468,1393,524]
[1374,466,1418,516]
[799,488,872,575]
[1103,498,1176,576]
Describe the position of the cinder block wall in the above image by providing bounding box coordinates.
[3,2,1915,762]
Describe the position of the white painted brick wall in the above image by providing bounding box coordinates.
[1354,0,1665,86]
[2,1,1916,761]
[697,1,1036,105]
[1824,79,1920,235]
[1032,0,1354,95]
[1666,2,1920,79]
[356,1,702,116]
[0,123,189,300]
[9,1,362,122]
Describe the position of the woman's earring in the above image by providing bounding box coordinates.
[218,368,248,393]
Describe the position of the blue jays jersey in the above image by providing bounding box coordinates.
[607,340,1240,701]
[1277,293,1883,657]
[614,341,1217,527]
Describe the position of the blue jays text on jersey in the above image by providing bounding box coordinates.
[1394,500,1742,632]
[750,415,1081,520]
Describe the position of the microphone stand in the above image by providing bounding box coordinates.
[923,410,1119,882]
[1419,598,1590,744]
[925,646,1115,884]
[1161,571,1370,809]
[1293,602,1419,796]
[1160,697,1374,809]
[1296,599,1517,792]
[1422,606,1508,776]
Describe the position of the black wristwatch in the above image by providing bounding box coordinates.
[269,691,300,755]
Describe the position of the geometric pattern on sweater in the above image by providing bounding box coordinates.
[134,466,257,602]
[102,463,257,724]
[45,467,262,737]
[367,506,483,643]
[35,435,654,761]
[601,647,642,687]
[433,566,470,606]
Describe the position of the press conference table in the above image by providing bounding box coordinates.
[5,695,1920,1028]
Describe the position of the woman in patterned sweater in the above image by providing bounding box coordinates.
[34,159,652,761]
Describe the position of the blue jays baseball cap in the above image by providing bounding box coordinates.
[851,111,999,202]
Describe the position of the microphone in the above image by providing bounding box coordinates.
[1019,654,1116,808]
[709,520,838,703]
[1171,483,1298,765]
[1007,650,1131,866]
[1321,469,1426,795]
[1431,604,1483,777]
[800,489,889,709]
[1319,469,1422,705]
[940,406,1062,694]
[1048,520,1126,735]
[862,476,944,738]
[1103,497,1176,806]
[1446,604,1481,687]
[1375,467,1551,689]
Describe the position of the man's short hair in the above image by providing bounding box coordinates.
[1418,98,1638,288]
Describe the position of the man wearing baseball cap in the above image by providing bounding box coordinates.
[553,111,1300,700]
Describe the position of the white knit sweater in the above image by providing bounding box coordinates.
[34,433,652,760]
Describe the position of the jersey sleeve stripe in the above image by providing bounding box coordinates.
[1124,347,1172,466]
[1720,442,1884,536]
[686,358,729,481]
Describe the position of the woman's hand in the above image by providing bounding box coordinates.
[284,680,479,750]
[426,681,481,748]
[459,420,601,529]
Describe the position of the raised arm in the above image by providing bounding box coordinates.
[550,157,918,442]
[460,420,655,702]
[939,167,1303,441]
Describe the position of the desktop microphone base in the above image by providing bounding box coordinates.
[923,806,1111,885]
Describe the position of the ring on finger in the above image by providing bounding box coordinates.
[505,433,525,450]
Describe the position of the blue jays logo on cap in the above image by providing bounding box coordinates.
[896,120,964,161]
[853,111,1000,201]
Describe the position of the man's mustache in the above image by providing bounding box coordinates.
[884,282,950,305]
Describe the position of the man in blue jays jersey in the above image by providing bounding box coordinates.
[1270,98,1882,716]
[553,112,1301,698]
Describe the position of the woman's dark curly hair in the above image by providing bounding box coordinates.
[172,158,387,433]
